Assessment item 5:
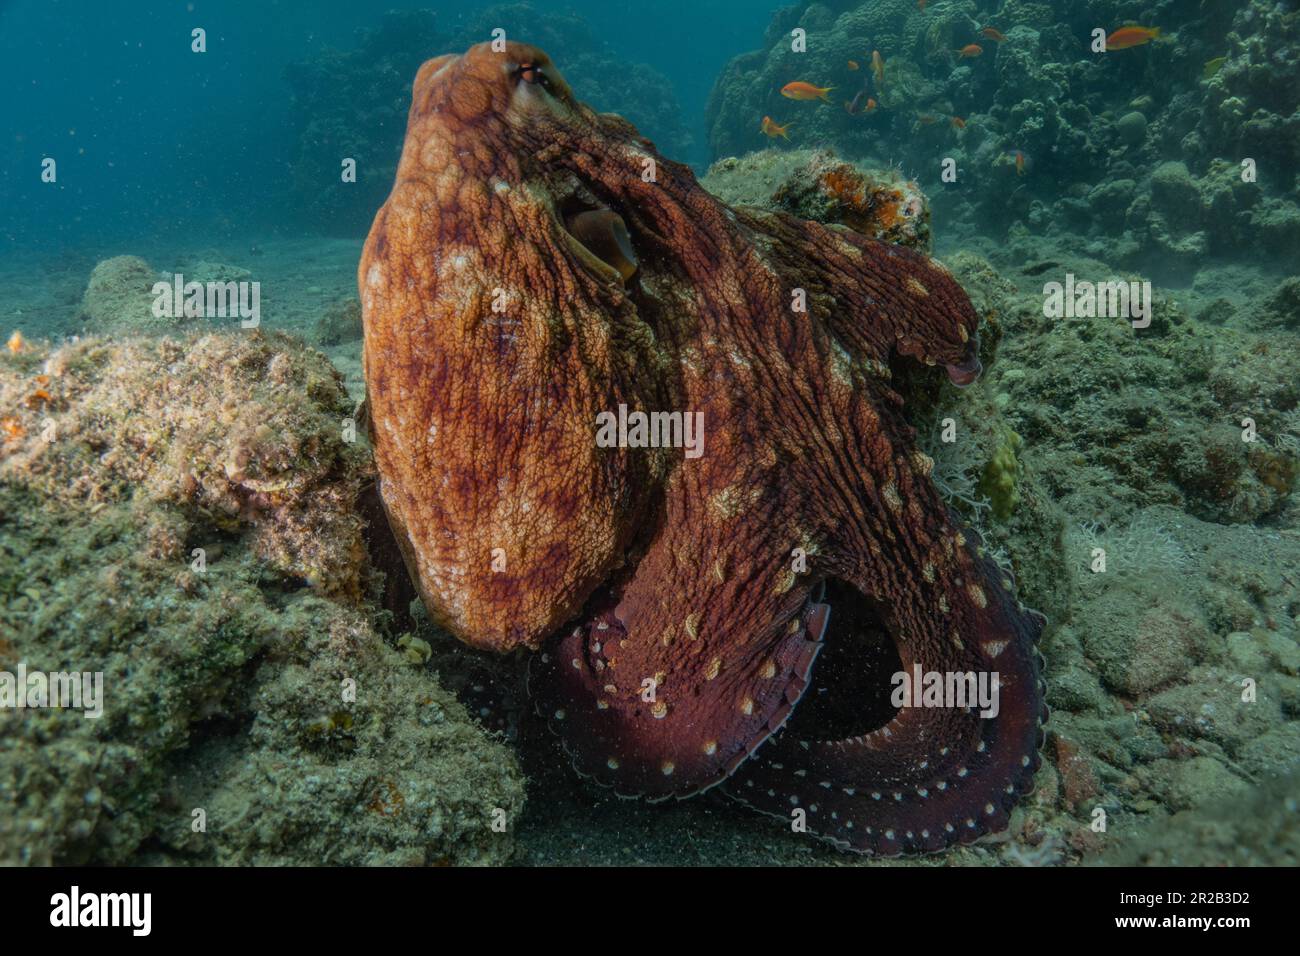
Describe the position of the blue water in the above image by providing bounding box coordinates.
[0,0,777,251]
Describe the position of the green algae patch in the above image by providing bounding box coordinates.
[978,428,1024,521]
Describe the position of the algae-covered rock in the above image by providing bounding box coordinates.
[979,262,1299,525]
[1150,161,1201,226]
[168,260,253,287]
[1144,669,1282,756]
[703,149,932,250]
[1142,756,1252,813]
[1081,586,1210,696]
[1098,769,1300,866]
[1256,276,1300,331]
[0,333,524,865]
[317,295,363,347]
[1115,111,1147,146]
[79,255,163,336]
[5,333,368,599]
[78,256,263,339]
[1238,726,1300,781]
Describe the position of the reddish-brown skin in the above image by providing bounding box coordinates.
[360,41,1045,855]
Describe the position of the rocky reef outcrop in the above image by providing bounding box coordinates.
[0,332,524,865]
[77,255,261,338]
[702,148,933,249]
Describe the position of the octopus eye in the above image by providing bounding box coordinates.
[564,208,638,283]
[517,64,550,88]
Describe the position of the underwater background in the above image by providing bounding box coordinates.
[1,0,1297,865]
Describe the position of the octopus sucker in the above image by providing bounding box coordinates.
[361,40,1045,853]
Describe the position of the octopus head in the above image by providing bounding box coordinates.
[362,42,666,654]
[402,42,645,287]
[409,42,578,132]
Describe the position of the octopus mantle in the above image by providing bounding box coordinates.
[359,41,1046,855]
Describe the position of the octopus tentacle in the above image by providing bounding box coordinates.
[527,589,829,799]
[725,546,1046,854]
[717,370,1047,853]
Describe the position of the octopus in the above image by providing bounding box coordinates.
[359,41,1046,855]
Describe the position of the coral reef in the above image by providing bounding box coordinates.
[1193,2,1300,183]
[0,333,524,865]
[705,0,1300,272]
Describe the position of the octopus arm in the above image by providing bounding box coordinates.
[737,209,982,376]
[727,496,1047,854]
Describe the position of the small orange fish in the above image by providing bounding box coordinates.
[866,97,878,112]
[781,81,833,101]
[1107,26,1161,50]
[6,331,23,355]
[871,50,885,86]
[848,60,859,71]
[981,27,1007,42]
[957,44,983,58]
[1007,149,1027,176]
[951,116,966,129]
[761,116,793,139]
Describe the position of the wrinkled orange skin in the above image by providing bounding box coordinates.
[361,46,669,653]
[361,42,1044,855]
